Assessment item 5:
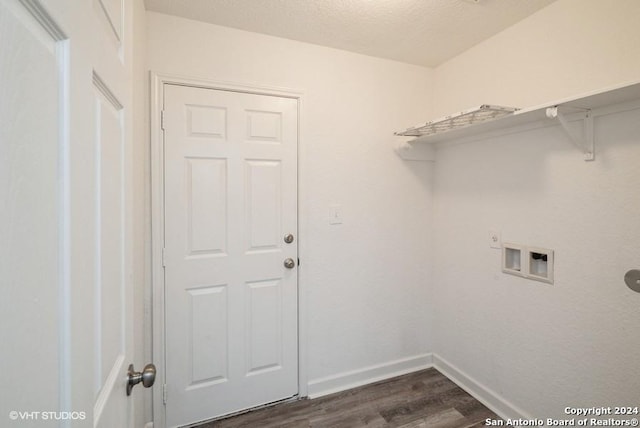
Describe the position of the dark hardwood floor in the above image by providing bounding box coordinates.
[194,368,498,428]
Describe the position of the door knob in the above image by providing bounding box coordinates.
[625,269,640,293]
[284,233,294,244]
[284,258,295,269]
[127,363,156,396]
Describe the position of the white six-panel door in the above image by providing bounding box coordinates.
[163,84,299,427]
[0,1,65,421]
[0,0,135,426]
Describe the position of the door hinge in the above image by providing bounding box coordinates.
[162,248,166,267]
[160,110,166,130]
[163,384,168,405]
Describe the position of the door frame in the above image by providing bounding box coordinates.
[150,72,308,427]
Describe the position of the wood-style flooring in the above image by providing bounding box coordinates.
[194,368,499,428]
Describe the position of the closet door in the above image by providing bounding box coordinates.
[0,0,137,426]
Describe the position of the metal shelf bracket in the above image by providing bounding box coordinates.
[545,106,594,161]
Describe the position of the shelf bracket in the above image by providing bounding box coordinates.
[545,106,594,161]
[395,140,435,161]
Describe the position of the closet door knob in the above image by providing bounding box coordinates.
[284,258,295,269]
[127,363,156,396]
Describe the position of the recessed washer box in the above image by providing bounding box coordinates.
[502,243,524,276]
[527,246,554,284]
[502,243,554,284]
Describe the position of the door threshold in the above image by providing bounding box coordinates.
[180,395,301,428]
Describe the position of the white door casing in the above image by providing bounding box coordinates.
[161,83,299,427]
[0,0,136,426]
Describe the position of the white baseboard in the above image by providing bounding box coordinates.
[307,353,434,398]
[433,354,530,422]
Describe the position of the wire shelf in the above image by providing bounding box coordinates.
[394,104,519,137]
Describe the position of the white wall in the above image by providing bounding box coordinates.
[433,0,640,116]
[431,0,640,419]
[146,11,435,394]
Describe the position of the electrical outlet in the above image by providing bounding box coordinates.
[489,230,501,249]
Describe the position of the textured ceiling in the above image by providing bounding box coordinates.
[144,0,556,67]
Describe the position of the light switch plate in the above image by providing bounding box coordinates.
[329,204,342,225]
[489,230,501,249]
